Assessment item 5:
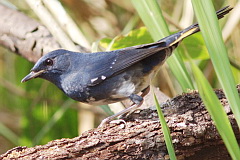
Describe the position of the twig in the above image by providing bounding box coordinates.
[42,0,91,50]
[25,0,78,51]
[222,1,240,41]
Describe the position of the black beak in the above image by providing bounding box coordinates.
[21,70,45,83]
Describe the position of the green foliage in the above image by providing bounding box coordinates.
[0,50,78,148]
[192,0,240,137]
[180,33,209,60]
[100,27,153,50]
[154,94,176,160]
[131,0,194,91]
[190,1,240,159]
[191,61,240,159]
[0,122,19,145]
[20,80,78,146]
[99,105,114,116]
[100,27,210,61]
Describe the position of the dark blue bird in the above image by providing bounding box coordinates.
[21,6,232,126]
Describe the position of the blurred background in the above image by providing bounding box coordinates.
[0,0,239,154]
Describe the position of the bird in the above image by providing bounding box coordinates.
[21,6,232,127]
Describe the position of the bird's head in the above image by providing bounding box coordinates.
[21,49,71,83]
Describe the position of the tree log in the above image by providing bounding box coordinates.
[0,4,239,160]
[1,86,239,160]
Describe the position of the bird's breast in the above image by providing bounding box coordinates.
[60,76,90,102]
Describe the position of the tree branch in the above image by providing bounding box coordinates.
[0,4,239,159]
[0,4,62,62]
[1,86,239,159]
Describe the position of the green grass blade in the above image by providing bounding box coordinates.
[33,99,74,145]
[131,0,194,91]
[191,1,240,129]
[0,122,19,145]
[154,94,176,160]
[190,62,240,160]
[122,14,140,35]
[99,105,114,116]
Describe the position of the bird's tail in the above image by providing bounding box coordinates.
[167,6,233,46]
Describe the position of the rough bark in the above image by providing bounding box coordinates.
[0,4,62,62]
[0,4,87,63]
[0,4,239,160]
[1,86,239,160]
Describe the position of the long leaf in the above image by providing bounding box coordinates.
[190,61,240,160]
[131,0,194,91]
[191,1,240,130]
[154,94,177,160]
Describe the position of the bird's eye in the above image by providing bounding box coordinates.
[45,58,53,66]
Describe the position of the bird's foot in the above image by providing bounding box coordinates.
[98,117,111,128]
[98,101,143,128]
[98,118,126,128]
[110,119,126,125]
[98,117,125,128]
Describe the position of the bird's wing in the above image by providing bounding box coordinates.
[86,40,174,86]
[86,6,232,86]
[86,23,199,86]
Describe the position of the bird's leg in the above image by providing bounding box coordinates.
[98,86,150,128]
[140,86,150,98]
[119,86,150,117]
[98,96,143,128]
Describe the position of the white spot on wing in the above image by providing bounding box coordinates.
[112,59,117,65]
[91,77,98,83]
[101,75,106,80]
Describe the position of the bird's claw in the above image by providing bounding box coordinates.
[110,119,126,125]
[98,118,126,128]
